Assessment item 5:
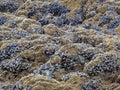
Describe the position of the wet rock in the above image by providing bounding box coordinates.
[0,43,21,61]
[0,1,19,13]
[28,26,44,34]
[71,6,86,25]
[48,2,70,16]
[38,18,49,26]
[4,20,17,28]
[107,17,120,29]
[55,15,71,27]
[82,79,102,90]
[78,49,95,61]
[86,11,96,18]
[83,24,101,31]
[27,9,37,18]
[98,0,106,3]
[60,52,85,70]
[0,16,7,26]
[33,63,58,79]
[11,29,30,39]
[44,47,55,56]
[84,52,120,76]
[0,59,32,75]
[98,15,112,27]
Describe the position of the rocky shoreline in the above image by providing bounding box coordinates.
[0,0,120,90]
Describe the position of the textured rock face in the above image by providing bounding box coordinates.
[0,0,120,90]
[12,75,72,90]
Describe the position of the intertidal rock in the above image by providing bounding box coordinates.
[0,0,120,90]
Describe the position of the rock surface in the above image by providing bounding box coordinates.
[0,0,120,90]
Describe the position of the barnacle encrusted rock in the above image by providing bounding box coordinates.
[0,0,120,90]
